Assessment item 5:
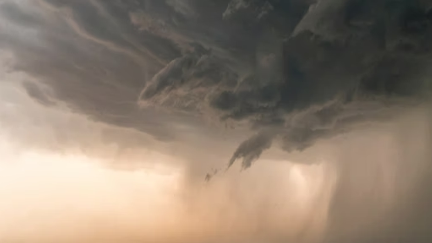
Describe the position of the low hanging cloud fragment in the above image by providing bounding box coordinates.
[22,81,56,107]
[204,168,219,182]
[227,131,274,170]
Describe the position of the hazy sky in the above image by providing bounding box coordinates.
[1,0,432,243]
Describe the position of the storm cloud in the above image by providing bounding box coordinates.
[2,0,432,243]
[0,0,431,168]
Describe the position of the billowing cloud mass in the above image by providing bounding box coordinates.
[2,0,430,166]
[1,0,432,242]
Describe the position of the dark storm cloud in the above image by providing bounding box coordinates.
[1,0,432,168]
[138,46,239,113]
[219,0,432,167]
[0,0,180,140]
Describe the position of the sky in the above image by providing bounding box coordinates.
[1,0,432,242]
